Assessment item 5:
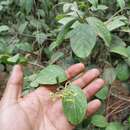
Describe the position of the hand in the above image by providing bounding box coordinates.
[0,63,104,130]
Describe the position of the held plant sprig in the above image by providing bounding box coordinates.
[31,65,88,125]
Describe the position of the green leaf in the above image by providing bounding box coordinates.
[49,52,64,64]
[68,23,96,58]
[49,19,76,51]
[127,46,130,56]
[0,54,10,64]
[18,22,28,34]
[117,0,125,9]
[106,122,123,130]
[87,17,111,47]
[91,115,108,128]
[110,35,128,57]
[106,16,127,31]
[116,62,130,81]
[16,43,33,52]
[88,0,98,7]
[96,86,108,100]
[35,32,47,45]
[19,56,28,65]
[111,35,126,47]
[20,0,33,14]
[7,54,20,64]
[103,67,116,85]
[62,84,87,125]
[97,5,108,10]
[0,25,9,33]
[110,46,128,57]
[35,65,67,85]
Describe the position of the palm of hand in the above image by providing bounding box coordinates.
[0,64,104,130]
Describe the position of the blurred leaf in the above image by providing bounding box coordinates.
[20,0,33,14]
[7,54,20,64]
[18,22,28,34]
[106,16,127,31]
[88,0,98,7]
[111,35,126,47]
[96,86,109,100]
[0,54,10,64]
[106,122,123,130]
[116,62,130,81]
[0,25,9,33]
[49,19,76,51]
[91,115,108,128]
[16,43,33,52]
[103,67,116,85]
[35,32,47,45]
[117,0,125,9]
[49,52,64,64]
[110,46,128,57]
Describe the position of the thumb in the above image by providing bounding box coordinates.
[2,65,23,102]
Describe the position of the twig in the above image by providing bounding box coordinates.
[111,92,130,102]
[28,62,44,69]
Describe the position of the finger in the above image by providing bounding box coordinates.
[73,69,100,88]
[84,78,104,100]
[87,99,101,117]
[3,65,23,101]
[65,63,85,80]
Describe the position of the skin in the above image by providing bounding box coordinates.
[0,63,104,130]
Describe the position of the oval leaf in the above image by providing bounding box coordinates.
[69,23,96,58]
[35,65,67,85]
[87,17,111,47]
[91,115,108,128]
[62,84,87,125]
[116,62,130,81]
[106,122,123,130]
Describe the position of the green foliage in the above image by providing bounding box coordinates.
[87,17,112,46]
[96,86,109,100]
[106,122,123,130]
[69,23,96,58]
[62,84,87,125]
[0,0,130,129]
[32,65,67,86]
[116,62,130,81]
[91,114,108,128]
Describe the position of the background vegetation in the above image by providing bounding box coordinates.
[0,0,130,129]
